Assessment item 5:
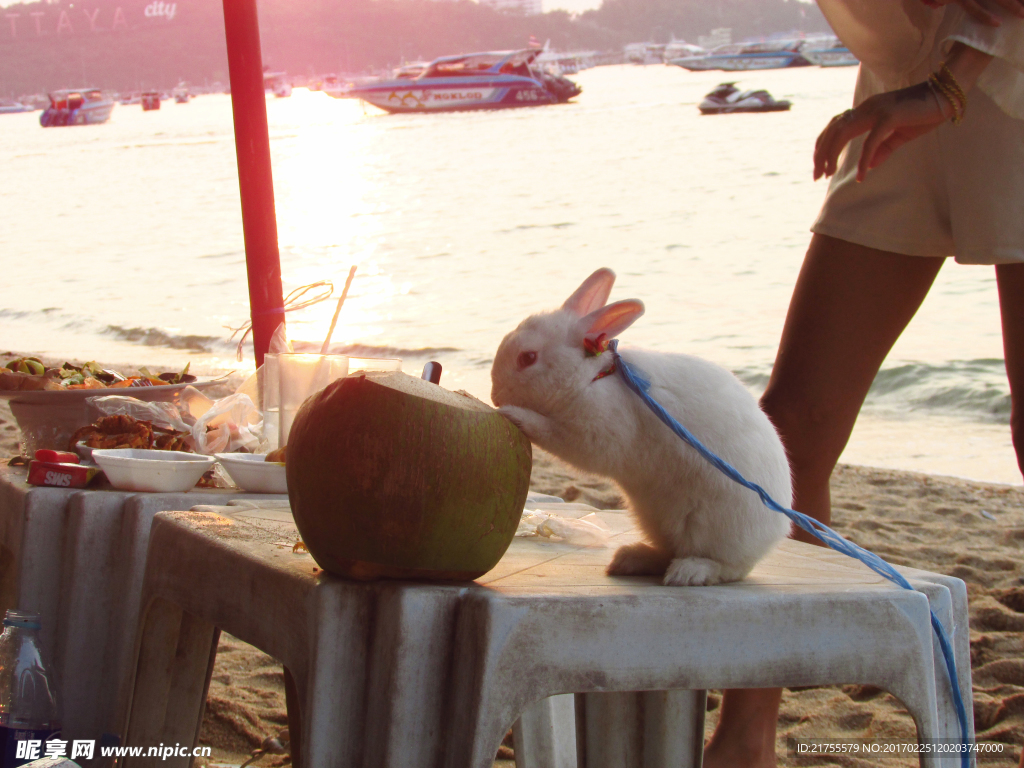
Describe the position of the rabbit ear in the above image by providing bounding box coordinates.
[581,299,645,342]
[562,268,616,316]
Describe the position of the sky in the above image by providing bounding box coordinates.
[542,0,601,14]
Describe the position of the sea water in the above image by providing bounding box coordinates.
[0,65,1019,484]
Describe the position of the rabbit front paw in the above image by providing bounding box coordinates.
[663,557,723,587]
[606,542,673,576]
[497,405,551,443]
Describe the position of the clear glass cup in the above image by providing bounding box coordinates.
[262,353,349,449]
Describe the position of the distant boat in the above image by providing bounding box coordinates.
[315,74,342,96]
[318,74,377,99]
[624,42,667,65]
[662,41,705,63]
[349,49,581,114]
[172,82,191,103]
[671,40,810,71]
[141,92,161,111]
[39,89,114,127]
[802,45,858,67]
[535,48,598,75]
[264,71,292,98]
[0,99,33,114]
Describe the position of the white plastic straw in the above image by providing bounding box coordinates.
[320,265,357,355]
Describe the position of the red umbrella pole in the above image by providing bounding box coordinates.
[222,0,284,368]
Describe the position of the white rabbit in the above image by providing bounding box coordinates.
[491,268,792,586]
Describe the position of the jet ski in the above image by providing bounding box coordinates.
[698,82,791,114]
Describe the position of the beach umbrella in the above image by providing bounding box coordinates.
[221,0,284,367]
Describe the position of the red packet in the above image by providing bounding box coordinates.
[34,449,79,465]
[27,461,101,488]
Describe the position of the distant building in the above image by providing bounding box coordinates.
[479,0,543,16]
[698,28,732,50]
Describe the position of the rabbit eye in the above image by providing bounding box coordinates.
[517,351,537,370]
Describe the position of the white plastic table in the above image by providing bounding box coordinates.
[122,501,973,768]
[0,465,289,753]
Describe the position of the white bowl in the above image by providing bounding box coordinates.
[92,449,215,493]
[215,453,287,494]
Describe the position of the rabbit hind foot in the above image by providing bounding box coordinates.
[606,542,673,577]
[663,557,724,586]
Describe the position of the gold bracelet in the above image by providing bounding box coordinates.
[939,62,968,105]
[928,72,965,124]
[928,62,967,124]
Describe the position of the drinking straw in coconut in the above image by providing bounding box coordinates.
[321,266,357,354]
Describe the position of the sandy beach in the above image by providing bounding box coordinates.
[2,366,1022,767]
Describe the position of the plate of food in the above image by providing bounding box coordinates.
[0,358,214,404]
[1,357,225,454]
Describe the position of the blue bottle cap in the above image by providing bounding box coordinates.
[3,610,41,630]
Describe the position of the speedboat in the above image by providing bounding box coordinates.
[662,41,705,64]
[349,49,581,114]
[141,92,161,111]
[802,44,858,67]
[318,74,347,98]
[672,40,810,72]
[172,82,191,103]
[0,99,33,114]
[698,83,791,114]
[39,89,114,127]
[624,42,667,65]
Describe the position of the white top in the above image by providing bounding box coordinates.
[817,0,1024,119]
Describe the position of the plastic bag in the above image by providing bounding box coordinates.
[86,395,192,434]
[86,388,264,456]
[180,387,263,455]
[515,509,610,548]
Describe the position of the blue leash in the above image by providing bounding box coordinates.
[607,341,971,766]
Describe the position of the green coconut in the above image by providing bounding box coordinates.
[285,371,532,580]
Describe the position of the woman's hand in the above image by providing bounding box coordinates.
[814,42,991,182]
[814,83,950,182]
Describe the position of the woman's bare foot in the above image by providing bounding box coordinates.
[702,688,782,768]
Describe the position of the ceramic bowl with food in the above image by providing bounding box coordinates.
[92,449,215,493]
[215,453,287,494]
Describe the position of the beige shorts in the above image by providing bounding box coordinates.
[812,88,1024,265]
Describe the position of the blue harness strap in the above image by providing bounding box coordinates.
[607,341,971,767]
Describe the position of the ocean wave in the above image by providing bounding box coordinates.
[293,341,460,359]
[868,360,1010,421]
[734,359,1012,424]
[104,325,225,353]
[99,323,461,361]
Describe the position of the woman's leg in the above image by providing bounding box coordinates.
[703,234,944,768]
[996,263,1024,479]
[761,234,945,537]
